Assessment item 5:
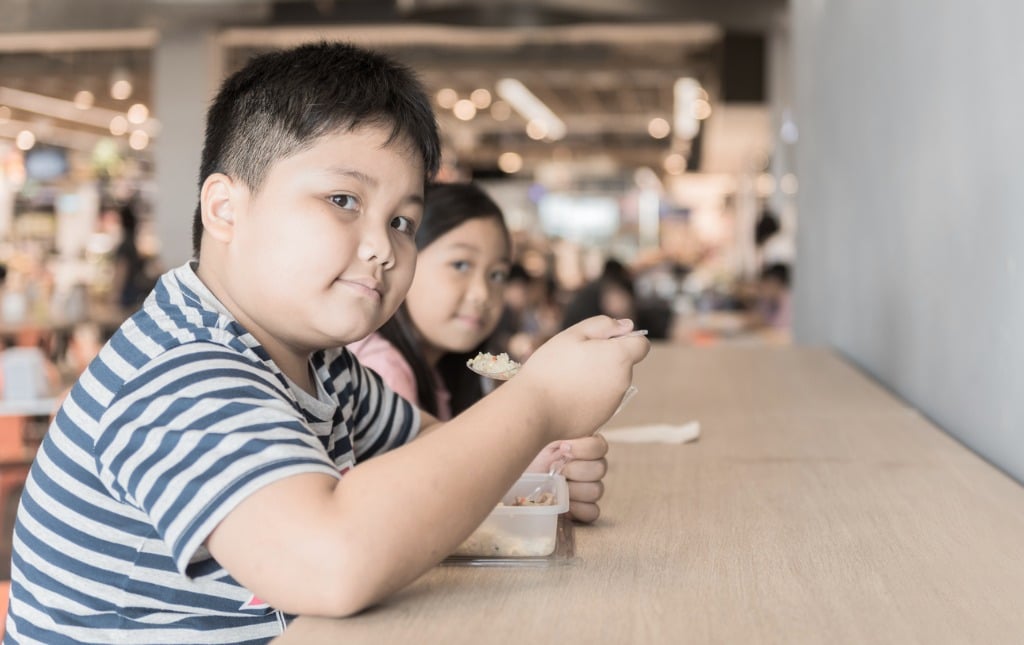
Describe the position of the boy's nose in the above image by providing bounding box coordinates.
[357,225,395,269]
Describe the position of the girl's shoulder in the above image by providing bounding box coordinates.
[347,332,402,363]
[348,333,409,372]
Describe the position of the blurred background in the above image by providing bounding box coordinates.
[0,0,797,344]
[0,0,1022,502]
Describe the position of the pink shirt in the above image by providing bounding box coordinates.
[347,333,453,421]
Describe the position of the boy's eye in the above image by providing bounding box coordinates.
[391,215,416,235]
[329,194,360,210]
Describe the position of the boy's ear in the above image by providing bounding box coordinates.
[200,173,238,243]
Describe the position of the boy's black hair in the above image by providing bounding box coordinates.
[376,181,510,417]
[192,41,441,256]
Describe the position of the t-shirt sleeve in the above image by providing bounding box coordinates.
[347,334,419,405]
[331,346,420,461]
[94,343,341,576]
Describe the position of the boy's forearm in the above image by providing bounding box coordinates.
[416,408,442,436]
[330,377,552,600]
[213,375,554,616]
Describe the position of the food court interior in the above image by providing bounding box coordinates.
[2,0,1024,629]
[0,0,794,590]
[0,0,797,361]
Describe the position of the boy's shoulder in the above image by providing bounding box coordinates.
[91,263,282,396]
[116,265,247,354]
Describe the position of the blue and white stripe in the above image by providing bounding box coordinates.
[4,262,418,644]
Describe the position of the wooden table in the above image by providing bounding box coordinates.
[275,344,1024,644]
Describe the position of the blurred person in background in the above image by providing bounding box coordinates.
[491,263,562,362]
[108,202,156,310]
[561,257,636,330]
[749,262,792,332]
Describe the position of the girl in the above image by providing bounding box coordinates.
[349,182,505,420]
[349,181,608,521]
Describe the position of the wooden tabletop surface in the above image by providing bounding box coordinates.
[274,344,1024,644]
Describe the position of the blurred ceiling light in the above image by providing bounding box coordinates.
[73,90,95,110]
[109,115,128,136]
[435,88,458,109]
[452,99,477,121]
[495,78,565,141]
[756,173,776,195]
[110,68,133,101]
[663,152,686,175]
[780,173,799,195]
[692,99,712,120]
[128,129,149,151]
[673,77,702,140]
[525,119,548,140]
[0,105,10,123]
[647,117,671,139]
[0,86,149,133]
[470,88,492,109]
[497,151,523,174]
[127,103,149,124]
[15,129,35,151]
[110,79,133,101]
[489,100,511,121]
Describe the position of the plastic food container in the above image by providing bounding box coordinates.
[452,473,570,558]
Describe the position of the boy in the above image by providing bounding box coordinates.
[4,42,648,643]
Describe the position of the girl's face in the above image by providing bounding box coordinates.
[405,216,511,363]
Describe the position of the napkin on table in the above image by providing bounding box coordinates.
[600,421,700,444]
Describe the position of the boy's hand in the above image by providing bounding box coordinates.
[527,435,609,523]
[518,316,649,441]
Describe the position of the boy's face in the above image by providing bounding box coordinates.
[213,125,425,355]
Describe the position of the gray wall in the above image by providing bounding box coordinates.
[791,0,1024,480]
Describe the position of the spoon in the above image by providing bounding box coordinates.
[518,456,569,505]
[467,329,649,381]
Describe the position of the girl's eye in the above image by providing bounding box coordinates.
[329,194,360,211]
[490,268,510,284]
[391,215,416,235]
[451,260,471,273]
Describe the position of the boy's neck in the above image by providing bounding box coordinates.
[195,259,317,396]
[274,353,318,397]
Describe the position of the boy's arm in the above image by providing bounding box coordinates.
[417,408,442,435]
[206,316,648,618]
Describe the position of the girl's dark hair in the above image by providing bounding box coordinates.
[192,41,441,256]
[376,182,510,416]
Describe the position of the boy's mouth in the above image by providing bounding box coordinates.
[337,276,382,301]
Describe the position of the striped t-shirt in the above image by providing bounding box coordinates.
[4,262,419,644]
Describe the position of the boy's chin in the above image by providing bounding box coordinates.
[340,328,377,345]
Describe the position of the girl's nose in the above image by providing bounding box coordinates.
[465,272,493,305]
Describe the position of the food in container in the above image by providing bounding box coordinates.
[452,473,569,557]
